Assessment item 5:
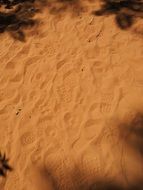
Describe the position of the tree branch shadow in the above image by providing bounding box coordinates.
[1,0,143,41]
[0,0,49,41]
[37,166,143,190]
[1,111,143,189]
[119,112,143,156]
[92,0,143,30]
[0,0,85,41]
[0,1,39,41]
[36,112,143,190]
[44,0,84,16]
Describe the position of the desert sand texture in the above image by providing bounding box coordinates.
[0,0,143,189]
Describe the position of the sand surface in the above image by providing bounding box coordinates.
[0,0,143,189]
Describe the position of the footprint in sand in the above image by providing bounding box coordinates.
[20,131,36,146]
[27,165,55,190]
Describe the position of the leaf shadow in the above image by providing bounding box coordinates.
[92,0,143,30]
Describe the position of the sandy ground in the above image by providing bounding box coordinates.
[0,0,143,189]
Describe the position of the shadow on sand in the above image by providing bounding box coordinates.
[0,0,84,41]
[0,152,12,177]
[1,0,143,41]
[93,0,143,30]
[37,166,143,190]
[1,111,143,189]
[0,0,46,41]
[119,112,143,156]
[33,112,143,190]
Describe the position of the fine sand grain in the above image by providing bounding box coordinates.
[0,0,143,189]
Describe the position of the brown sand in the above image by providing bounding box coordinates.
[0,0,143,189]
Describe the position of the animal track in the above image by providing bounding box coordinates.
[56,85,72,104]
[30,148,42,164]
[0,36,13,57]
[45,45,56,57]
[56,59,66,70]
[63,70,78,88]
[100,102,112,114]
[64,112,73,125]
[83,119,104,140]
[45,126,57,138]
[5,172,20,190]
[20,131,35,146]
[134,80,143,87]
